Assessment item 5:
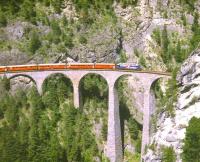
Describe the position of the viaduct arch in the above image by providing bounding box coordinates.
[0,70,170,162]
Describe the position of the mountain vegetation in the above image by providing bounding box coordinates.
[1,0,200,162]
[0,76,100,162]
[182,117,200,162]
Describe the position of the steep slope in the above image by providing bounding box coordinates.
[144,48,200,162]
[0,0,198,69]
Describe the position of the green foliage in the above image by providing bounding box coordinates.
[181,13,187,26]
[135,138,141,153]
[119,49,128,62]
[152,68,178,121]
[61,15,68,26]
[0,11,7,27]
[0,75,99,161]
[35,10,50,26]
[152,29,161,46]
[20,0,36,23]
[139,55,146,68]
[152,27,189,68]
[190,12,200,51]
[79,35,88,44]
[179,0,197,12]
[80,74,108,104]
[164,68,178,116]
[192,12,199,32]
[51,20,61,36]
[48,20,62,44]
[128,118,139,140]
[182,117,200,162]
[161,146,176,162]
[1,76,10,91]
[71,0,137,24]
[117,0,138,8]
[152,27,177,65]
[175,41,182,63]
[0,1,21,16]
[161,25,170,64]
[0,0,65,24]
[134,48,140,57]
[29,31,41,54]
[149,142,156,151]
[63,35,74,48]
[51,0,64,13]
[42,74,72,110]
[102,120,108,140]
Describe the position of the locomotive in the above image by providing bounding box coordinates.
[116,63,141,70]
[0,63,141,73]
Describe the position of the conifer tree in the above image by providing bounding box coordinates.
[192,12,199,32]
[128,118,139,140]
[51,0,64,13]
[182,117,200,161]
[20,0,36,22]
[0,10,7,27]
[28,88,43,161]
[161,25,169,63]
[175,41,182,63]
[162,147,176,162]
[29,31,41,54]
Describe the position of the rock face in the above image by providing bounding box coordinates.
[0,1,192,69]
[0,49,31,65]
[68,22,121,63]
[144,48,200,162]
[10,76,34,94]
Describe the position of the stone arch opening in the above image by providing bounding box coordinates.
[42,73,73,107]
[79,73,109,155]
[149,77,168,134]
[79,73,109,107]
[8,74,36,93]
[114,74,143,159]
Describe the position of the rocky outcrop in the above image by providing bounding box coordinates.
[10,76,34,94]
[144,48,200,162]
[0,49,31,65]
[68,21,121,63]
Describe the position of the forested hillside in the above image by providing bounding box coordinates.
[1,0,200,162]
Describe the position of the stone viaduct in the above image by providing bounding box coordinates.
[0,70,170,162]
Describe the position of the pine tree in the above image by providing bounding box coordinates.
[28,87,43,161]
[161,25,169,63]
[162,146,176,162]
[175,41,182,63]
[0,10,7,27]
[181,13,187,26]
[51,0,64,13]
[153,29,161,46]
[128,118,139,140]
[51,20,61,36]
[20,0,36,22]
[17,115,29,162]
[29,31,41,54]
[192,12,199,32]
[182,117,200,161]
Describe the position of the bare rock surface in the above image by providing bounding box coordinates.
[0,49,31,66]
[10,76,34,94]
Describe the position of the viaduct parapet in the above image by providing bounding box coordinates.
[0,70,170,162]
